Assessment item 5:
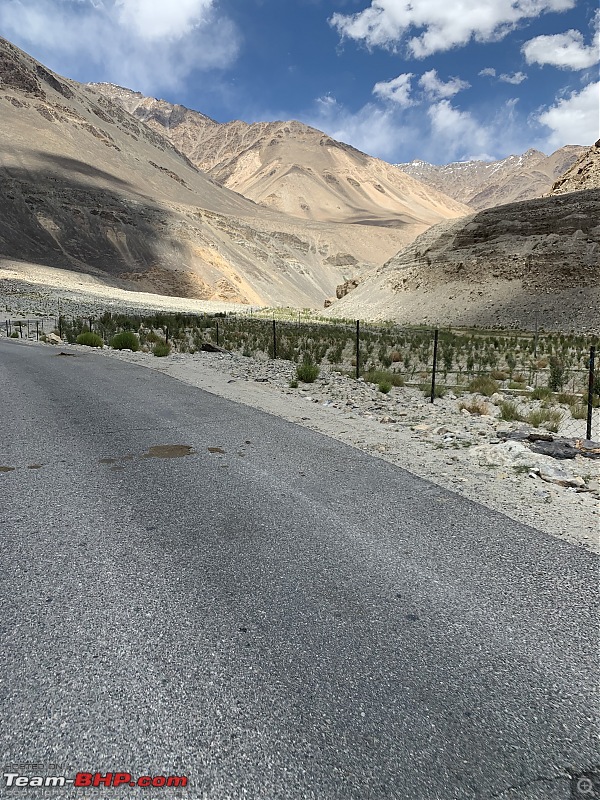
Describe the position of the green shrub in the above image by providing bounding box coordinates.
[499,400,524,422]
[526,408,562,432]
[76,331,103,348]
[531,386,552,400]
[557,393,578,406]
[363,369,404,387]
[110,331,139,351]
[289,379,299,388]
[153,341,171,357]
[10,331,19,338]
[548,356,566,391]
[571,405,587,420]
[296,356,319,383]
[467,376,499,396]
[378,380,392,394]
[490,370,508,381]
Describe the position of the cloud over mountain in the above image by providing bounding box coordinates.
[330,0,575,57]
[0,0,239,93]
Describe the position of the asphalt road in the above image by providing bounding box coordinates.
[1,338,598,800]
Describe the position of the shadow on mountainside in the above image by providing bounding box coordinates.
[0,163,206,298]
[25,153,136,191]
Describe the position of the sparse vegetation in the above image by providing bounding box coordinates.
[110,331,139,351]
[153,340,171,357]
[296,355,319,383]
[76,331,103,347]
[499,401,524,422]
[526,408,562,432]
[419,382,446,398]
[467,376,499,396]
[531,386,552,401]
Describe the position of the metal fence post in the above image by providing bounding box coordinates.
[430,329,439,404]
[272,319,277,359]
[36,321,39,341]
[356,320,360,379]
[215,322,219,347]
[586,345,596,441]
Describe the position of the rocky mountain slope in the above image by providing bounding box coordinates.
[326,189,600,332]
[396,147,586,210]
[91,84,471,227]
[0,37,472,308]
[550,140,600,196]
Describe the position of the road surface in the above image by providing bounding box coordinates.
[1,339,598,799]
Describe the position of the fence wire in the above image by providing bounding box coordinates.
[3,312,598,441]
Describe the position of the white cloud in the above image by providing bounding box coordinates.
[498,71,527,84]
[305,92,530,163]
[523,12,600,69]
[479,67,496,77]
[537,81,600,148]
[308,95,414,159]
[418,69,470,99]
[427,100,495,160]
[0,0,239,93]
[330,0,575,57]
[372,72,414,106]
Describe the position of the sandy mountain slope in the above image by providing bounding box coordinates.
[91,84,471,227]
[550,140,600,195]
[325,190,600,333]
[0,40,471,311]
[396,146,586,211]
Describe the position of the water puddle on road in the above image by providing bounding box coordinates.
[98,445,195,469]
[142,445,195,459]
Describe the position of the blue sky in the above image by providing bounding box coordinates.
[1,0,598,163]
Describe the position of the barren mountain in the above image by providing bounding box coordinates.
[550,140,600,195]
[1,39,469,308]
[326,189,600,333]
[396,146,586,211]
[91,83,471,226]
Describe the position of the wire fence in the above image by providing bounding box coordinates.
[3,311,598,441]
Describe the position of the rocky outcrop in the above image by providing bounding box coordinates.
[335,278,362,299]
[326,189,600,332]
[550,140,600,195]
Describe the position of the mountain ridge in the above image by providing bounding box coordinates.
[91,83,472,227]
[395,146,587,210]
[0,37,469,307]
